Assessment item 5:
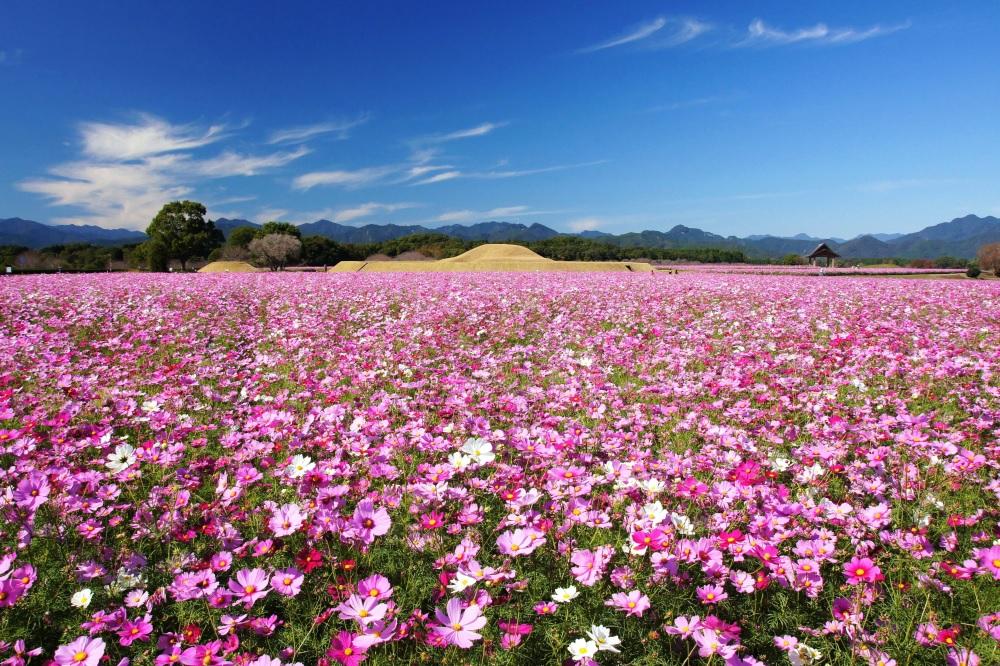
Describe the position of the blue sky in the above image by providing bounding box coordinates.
[1,1,998,237]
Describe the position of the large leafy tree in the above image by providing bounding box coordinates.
[145,201,224,271]
[227,226,259,248]
[256,221,301,239]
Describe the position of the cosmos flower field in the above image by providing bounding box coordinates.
[0,272,998,666]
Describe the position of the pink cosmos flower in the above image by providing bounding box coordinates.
[327,631,368,666]
[227,568,270,607]
[606,590,650,617]
[117,613,153,646]
[664,615,701,638]
[974,546,1000,580]
[179,641,230,666]
[54,636,105,666]
[357,574,393,601]
[946,648,980,666]
[534,601,558,615]
[697,584,728,605]
[268,503,305,537]
[272,567,304,596]
[350,500,391,545]
[496,528,545,557]
[336,594,388,626]
[631,528,667,552]
[693,629,736,659]
[419,511,445,530]
[843,557,881,585]
[432,598,487,648]
[570,545,613,586]
[13,472,50,510]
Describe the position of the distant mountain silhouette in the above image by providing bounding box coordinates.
[3,214,999,259]
[0,217,146,247]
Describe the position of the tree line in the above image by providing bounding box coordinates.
[4,200,1000,272]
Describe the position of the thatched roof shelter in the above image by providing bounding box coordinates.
[806,243,841,267]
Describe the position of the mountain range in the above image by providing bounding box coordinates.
[4,214,1000,260]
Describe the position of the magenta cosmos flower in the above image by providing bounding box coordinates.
[843,557,881,585]
[432,598,488,648]
[327,631,368,666]
[54,636,105,666]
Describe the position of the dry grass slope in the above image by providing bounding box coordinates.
[328,244,653,273]
[197,261,260,273]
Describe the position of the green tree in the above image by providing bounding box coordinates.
[301,236,352,266]
[256,221,301,239]
[145,201,224,270]
[146,240,170,272]
[228,226,259,248]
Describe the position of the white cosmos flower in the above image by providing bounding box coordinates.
[639,478,665,494]
[70,588,93,608]
[141,399,161,413]
[551,585,579,603]
[448,452,472,470]
[772,457,792,472]
[587,625,621,652]
[287,455,315,479]
[460,437,495,465]
[670,512,695,536]
[641,501,668,525]
[448,572,476,594]
[568,638,599,661]
[105,444,137,473]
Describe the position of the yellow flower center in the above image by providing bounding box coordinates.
[73,652,88,663]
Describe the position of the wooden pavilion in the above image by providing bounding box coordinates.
[806,243,841,267]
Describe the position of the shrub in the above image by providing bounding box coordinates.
[966,265,981,278]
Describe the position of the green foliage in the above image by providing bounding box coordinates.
[0,244,29,268]
[300,236,356,266]
[256,221,302,239]
[145,200,224,270]
[966,264,981,278]
[227,226,259,248]
[145,239,170,272]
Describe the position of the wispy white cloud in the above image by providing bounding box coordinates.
[577,17,710,53]
[857,178,956,193]
[413,170,463,185]
[329,202,419,223]
[577,17,667,53]
[79,114,229,160]
[412,160,606,185]
[435,206,532,223]
[567,217,603,232]
[412,122,508,145]
[291,165,399,190]
[20,115,308,229]
[267,114,370,144]
[739,18,910,47]
[194,146,311,177]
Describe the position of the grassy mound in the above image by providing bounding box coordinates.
[197,261,259,273]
